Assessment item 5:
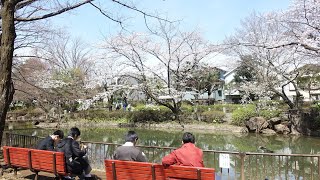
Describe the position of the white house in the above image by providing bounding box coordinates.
[222,68,241,103]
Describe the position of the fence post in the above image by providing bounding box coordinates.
[5,133,10,146]
[318,156,320,179]
[239,152,246,180]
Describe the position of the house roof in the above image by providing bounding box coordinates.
[223,67,238,78]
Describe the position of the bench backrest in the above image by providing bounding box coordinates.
[104,159,215,180]
[3,146,67,176]
[105,159,165,180]
[164,165,215,180]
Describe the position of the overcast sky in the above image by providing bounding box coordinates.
[52,0,291,44]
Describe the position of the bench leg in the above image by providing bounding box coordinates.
[34,171,39,180]
[13,167,17,176]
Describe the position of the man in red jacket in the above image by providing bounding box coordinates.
[162,132,204,167]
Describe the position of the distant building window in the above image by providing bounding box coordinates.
[218,90,222,97]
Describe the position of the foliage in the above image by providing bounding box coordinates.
[209,104,242,113]
[185,65,222,97]
[180,104,193,113]
[129,108,173,123]
[201,110,225,123]
[78,110,129,121]
[234,55,256,83]
[231,105,257,126]
[259,110,281,120]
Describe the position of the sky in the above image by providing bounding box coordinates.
[52,0,292,45]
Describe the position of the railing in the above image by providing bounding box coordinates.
[4,133,320,180]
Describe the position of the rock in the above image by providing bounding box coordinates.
[268,117,282,126]
[32,107,46,114]
[261,129,276,135]
[240,127,249,133]
[258,146,274,153]
[245,117,268,133]
[279,113,289,121]
[274,124,290,134]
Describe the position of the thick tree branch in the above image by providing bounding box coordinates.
[15,0,93,22]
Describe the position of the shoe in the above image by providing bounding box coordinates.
[84,177,95,180]
[62,176,76,180]
[84,174,97,180]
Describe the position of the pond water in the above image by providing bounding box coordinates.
[6,122,320,155]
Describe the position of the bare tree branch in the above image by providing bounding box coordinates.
[15,0,93,22]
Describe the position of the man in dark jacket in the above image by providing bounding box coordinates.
[37,130,64,151]
[57,127,93,179]
[114,130,147,162]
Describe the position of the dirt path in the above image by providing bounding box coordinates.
[0,168,106,180]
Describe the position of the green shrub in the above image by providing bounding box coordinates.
[231,105,257,126]
[313,116,320,129]
[201,110,225,123]
[259,110,281,120]
[193,105,210,113]
[78,110,128,121]
[180,104,193,113]
[129,108,173,123]
[209,104,242,113]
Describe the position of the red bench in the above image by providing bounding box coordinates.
[1,146,68,180]
[104,159,215,180]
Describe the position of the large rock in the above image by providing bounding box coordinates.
[240,127,249,133]
[261,129,277,135]
[268,117,282,126]
[245,117,268,133]
[274,124,290,134]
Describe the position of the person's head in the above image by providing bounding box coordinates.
[52,130,64,142]
[125,131,139,144]
[182,132,195,144]
[68,127,81,140]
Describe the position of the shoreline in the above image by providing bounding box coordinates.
[35,119,245,134]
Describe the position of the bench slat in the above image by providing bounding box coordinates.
[104,159,215,180]
[164,166,215,180]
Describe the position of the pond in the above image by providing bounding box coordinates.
[6,122,320,155]
[4,122,320,179]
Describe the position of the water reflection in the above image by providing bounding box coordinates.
[9,125,320,155]
[5,127,320,179]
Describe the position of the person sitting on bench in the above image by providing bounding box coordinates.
[113,130,147,162]
[57,127,93,179]
[36,130,64,151]
[162,132,204,167]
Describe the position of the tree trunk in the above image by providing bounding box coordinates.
[0,0,17,146]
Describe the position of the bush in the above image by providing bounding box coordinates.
[259,110,281,120]
[78,110,128,121]
[201,110,225,123]
[231,105,257,126]
[313,116,320,129]
[129,108,173,123]
[209,104,243,113]
[194,105,210,113]
[180,104,193,113]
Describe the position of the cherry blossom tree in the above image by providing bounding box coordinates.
[0,0,168,146]
[223,0,320,133]
[104,21,214,118]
